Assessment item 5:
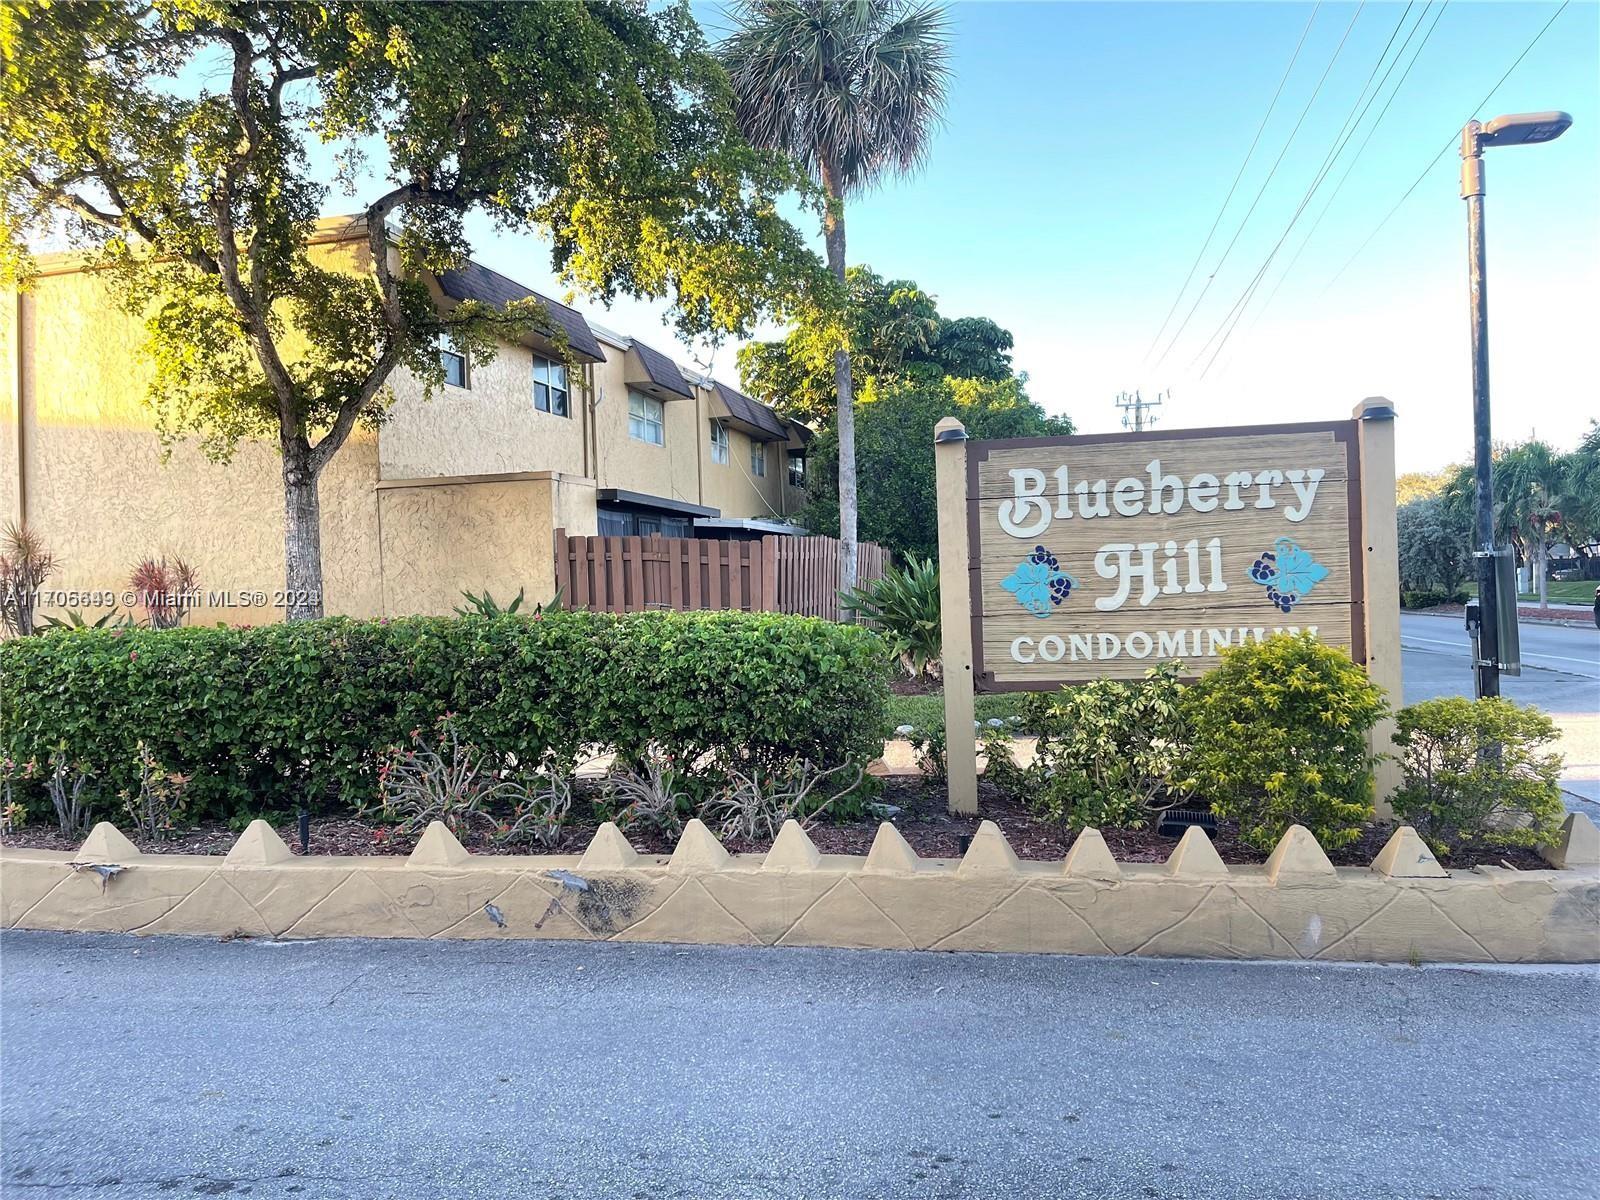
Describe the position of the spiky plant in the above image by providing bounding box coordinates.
[721,0,950,595]
[0,522,59,636]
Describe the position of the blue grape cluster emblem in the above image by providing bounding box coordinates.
[1001,545,1078,618]
[1247,537,1330,613]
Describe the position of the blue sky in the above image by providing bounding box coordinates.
[474,0,1597,475]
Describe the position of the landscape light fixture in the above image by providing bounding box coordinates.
[1459,110,1572,699]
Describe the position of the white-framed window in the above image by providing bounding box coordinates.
[788,451,806,488]
[628,390,665,446]
[436,332,468,388]
[750,440,767,477]
[533,355,569,417]
[709,421,730,465]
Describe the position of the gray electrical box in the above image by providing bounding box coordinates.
[1492,548,1521,676]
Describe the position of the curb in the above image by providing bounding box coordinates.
[5,816,1597,963]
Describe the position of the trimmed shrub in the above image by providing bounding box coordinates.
[0,611,891,822]
[1014,662,1194,830]
[1391,696,1565,857]
[1185,633,1388,851]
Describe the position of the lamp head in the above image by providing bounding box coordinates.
[1481,111,1573,147]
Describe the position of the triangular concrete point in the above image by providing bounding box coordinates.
[578,821,641,870]
[958,820,1022,876]
[1541,813,1600,870]
[1264,824,1336,883]
[1371,825,1448,878]
[76,822,139,862]
[1164,826,1229,878]
[408,821,470,868]
[669,819,731,872]
[863,822,920,874]
[224,819,295,866]
[762,820,822,871]
[1063,828,1121,880]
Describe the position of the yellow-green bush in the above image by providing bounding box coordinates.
[1185,633,1388,851]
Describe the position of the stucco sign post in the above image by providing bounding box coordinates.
[933,401,1401,816]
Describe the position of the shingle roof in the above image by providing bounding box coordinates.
[436,262,605,362]
[628,341,695,399]
[714,381,789,442]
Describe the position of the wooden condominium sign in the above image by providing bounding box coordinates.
[972,422,1363,686]
[932,401,1401,813]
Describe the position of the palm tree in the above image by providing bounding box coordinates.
[1496,440,1567,610]
[721,0,951,591]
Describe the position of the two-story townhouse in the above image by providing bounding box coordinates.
[0,216,810,624]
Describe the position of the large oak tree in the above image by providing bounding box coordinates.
[0,1,821,617]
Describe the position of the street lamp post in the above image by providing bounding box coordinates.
[1458,110,1571,700]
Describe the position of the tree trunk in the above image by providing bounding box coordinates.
[1537,536,1548,611]
[820,168,858,597]
[282,445,326,621]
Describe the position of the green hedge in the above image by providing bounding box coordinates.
[0,611,892,821]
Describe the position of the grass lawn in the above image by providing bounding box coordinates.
[1463,580,1597,604]
[885,690,1039,734]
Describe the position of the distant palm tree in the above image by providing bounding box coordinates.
[721,0,951,592]
[1497,440,1568,611]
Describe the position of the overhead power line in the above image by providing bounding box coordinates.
[1249,0,1451,331]
[1140,2,1322,365]
[1322,0,1572,294]
[1150,1,1367,370]
[1190,0,1446,379]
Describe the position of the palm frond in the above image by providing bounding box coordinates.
[720,0,951,198]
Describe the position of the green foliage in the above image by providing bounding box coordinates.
[1017,663,1194,831]
[1398,494,1473,595]
[1391,697,1566,857]
[1400,588,1469,611]
[37,608,132,631]
[1186,633,1388,851]
[738,267,1008,423]
[800,373,1072,559]
[0,611,891,823]
[841,557,941,677]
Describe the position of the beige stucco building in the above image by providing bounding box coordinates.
[1,217,810,623]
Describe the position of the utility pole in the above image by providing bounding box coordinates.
[1458,110,1571,699]
[1115,388,1167,432]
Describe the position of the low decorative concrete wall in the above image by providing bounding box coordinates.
[3,816,1596,963]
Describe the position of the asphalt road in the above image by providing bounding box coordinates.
[3,933,1597,1200]
[1400,612,1600,808]
[1399,611,1599,710]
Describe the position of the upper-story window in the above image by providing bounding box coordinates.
[628,390,665,446]
[436,332,468,388]
[709,421,730,465]
[533,355,569,417]
[788,451,806,489]
[750,440,767,478]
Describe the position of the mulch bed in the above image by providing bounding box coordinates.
[1,778,1549,871]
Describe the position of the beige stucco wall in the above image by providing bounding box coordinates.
[588,346,703,507]
[379,342,588,482]
[1,286,20,528]
[3,262,384,624]
[377,472,582,614]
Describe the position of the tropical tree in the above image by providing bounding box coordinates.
[1,1,820,618]
[721,0,951,591]
[739,265,1005,423]
[800,373,1071,560]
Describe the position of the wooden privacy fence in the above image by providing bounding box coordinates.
[554,530,886,620]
